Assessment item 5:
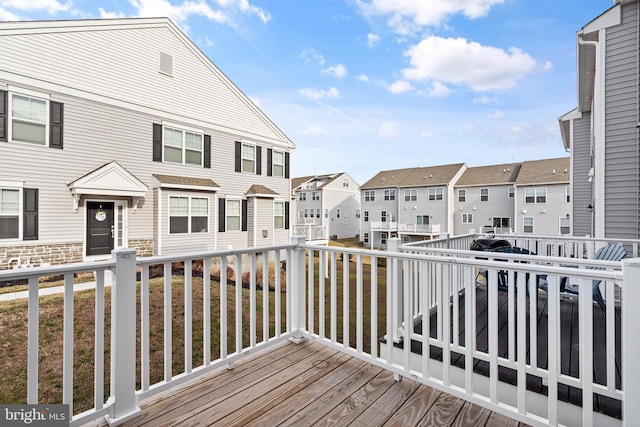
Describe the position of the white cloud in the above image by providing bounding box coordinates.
[367,32,380,48]
[473,95,497,105]
[128,0,227,24]
[356,74,370,82]
[300,124,328,136]
[322,64,347,79]
[299,47,326,65]
[425,81,450,97]
[378,120,400,138]
[1,0,71,14]
[0,6,21,19]
[488,109,505,119]
[387,79,413,94]
[401,36,538,92]
[99,8,125,18]
[356,0,506,35]
[420,129,434,137]
[222,0,271,23]
[299,87,340,101]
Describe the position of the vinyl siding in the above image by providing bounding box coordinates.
[514,184,570,235]
[572,113,592,237]
[454,184,514,235]
[160,190,215,254]
[604,2,640,239]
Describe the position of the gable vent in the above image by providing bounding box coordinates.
[159,52,173,76]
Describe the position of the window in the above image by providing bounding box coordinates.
[480,188,489,202]
[274,202,285,229]
[169,196,208,234]
[312,191,320,201]
[560,217,570,235]
[163,127,203,166]
[11,93,47,145]
[309,209,314,218]
[304,209,308,218]
[325,209,329,218]
[226,199,242,231]
[525,188,547,203]
[462,213,473,224]
[364,190,375,201]
[242,143,256,173]
[336,208,341,219]
[343,178,349,187]
[364,211,369,222]
[363,232,369,243]
[492,217,511,229]
[381,232,388,245]
[0,188,20,239]
[384,189,396,201]
[508,187,515,198]
[416,215,429,225]
[299,192,307,201]
[523,217,534,233]
[404,189,417,201]
[428,188,443,201]
[355,209,361,218]
[458,189,466,202]
[271,150,285,177]
[316,209,320,218]
[566,186,571,203]
[381,211,387,222]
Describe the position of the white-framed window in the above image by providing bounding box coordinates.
[559,217,570,235]
[316,208,320,218]
[381,232,388,245]
[480,188,489,202]
[304,208,308,218]
[428,188,443,201]
[404,189,417,201]
[355,209,361,219]
[0,188,20,239]
[565,186,571,203]
[169,196,208,234]
[299,192,306,201]
[242,143,256,173]
[462,213,473,224]
[10,92,48,146]
[523,217,534,233]
[364,211,369,222]
[364,190,375,201]
[384,189,396,201]
[381,211,387,222]
[324,208,329,218]
[363,232,369,243]
[343,178,350,187]
[274,201,285,229]
[272,150,285,177]
[309,209,314,218]
[163,126,203,166]
[492,217,511,229]
[416,215,429,225]
[525,188,547,203]
[508,187,515,198]
[336,208,341,219]
[312,191,320,201]
[390,212,396,222]
[226,199,242,231]
[458,189,466,202]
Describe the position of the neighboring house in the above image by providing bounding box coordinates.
[0,18,294,270]
[359,164,466,248]
[513,158,571,236]
[454,163,521,235]
[292,173,360,242]
[559,0,640,239]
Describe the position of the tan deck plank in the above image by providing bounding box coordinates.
[417,393,466,426]
[451,400,492,426]
[213,349,353,426]
[311,369,396,427]
[485,411,522,427]
[243,355,369,426]
[349,376,421,426]
[382,384,442,426]
[278,358,384,426]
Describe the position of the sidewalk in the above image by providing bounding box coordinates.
[0,280,110,301]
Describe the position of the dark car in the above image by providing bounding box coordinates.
[470,238,512,252]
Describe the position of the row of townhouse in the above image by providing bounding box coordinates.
[559,0,640,241]
[359,158,570,249]
[0,18,295,271]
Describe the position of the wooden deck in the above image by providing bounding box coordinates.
[82,340,528,427]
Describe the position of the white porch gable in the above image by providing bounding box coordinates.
[68,161,148,211]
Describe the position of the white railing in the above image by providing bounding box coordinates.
[0,236,638,427]
[370,221,398,231]
[398,223,441,234]
[294,224,327,240]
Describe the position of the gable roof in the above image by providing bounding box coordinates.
[0,17,294,148]
[153,174,219,190]
[292,172,354,191]
[246,184,279,198]
[361,164,465,189]
[515,157,570,185]
[455,162,522,187]
[292,176,315,191]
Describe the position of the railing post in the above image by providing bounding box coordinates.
[289,236,306,343]
[388,238,403,343]
[440,232,450,249]
[622,259,640,426]
[105,248,140,426]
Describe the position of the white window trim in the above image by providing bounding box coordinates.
[8,88,50,147]
[524,187,547,204]
[559,217,571,235]
[168,195,210,235]
[458,189,466,202]
[480,188,489,202]
[428,188,443,201]
[404,189,417,201]
[162,125,204,166]
[273,200,285,229]
[272,149,285,178]
[225,197,242,232]
[0,184,23,241]
[241,143,257,174]
[523,217,534,233]
[462,213,473,224]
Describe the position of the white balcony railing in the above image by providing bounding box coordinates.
[398,223,441,234]
[294,224,327,240]
[0,235,638,426]
[370,221,398,231]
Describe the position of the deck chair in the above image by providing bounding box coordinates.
[475,246,534,292]
[538,243,626,311]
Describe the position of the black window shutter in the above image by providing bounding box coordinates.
[267,148,273,176]
[23,188,38,240]
[284,201,290,230]
[49,101,63,149]
[0,90,6,142]
[204,135,211,168]
[153,124,162,162]
[234,141,241,172]
[256,147,262,175]
[241,199,248,231]
[285,152,290,178]
[218,198,226,232]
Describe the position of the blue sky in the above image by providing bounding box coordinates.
[1,0,610,184]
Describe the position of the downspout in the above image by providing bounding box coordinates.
[578,31,605,238]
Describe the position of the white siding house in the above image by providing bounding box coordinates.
[292,173,360,241]
[0,18,294,270]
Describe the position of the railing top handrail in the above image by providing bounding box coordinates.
[494,233,640,245]
[137,244,296,266]
[0,259,115,281]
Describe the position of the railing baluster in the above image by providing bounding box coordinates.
[140,266,150,391]
[517,271,527,414]
[605,280,615,391]
[263,252,269,343]
[27,276,39,404]
[220,256,228,360]
[547,271,559,426]
[274,251,281,338]
[203,258,211,365]
[63,273,74,413]
[236,254,243,353]
[423,261,431,381]
[185,259,192,374]
[343,251,349,349]
[319,250,325,339]
[580,277,594,427]
[164,261,172,382]
[250,253,256,349]
[370,255,378,359]
[308,249,314,336]
[356,254,363,353]
[488,268,498,404]
[330,251,337,344]
[94,270,105,408]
